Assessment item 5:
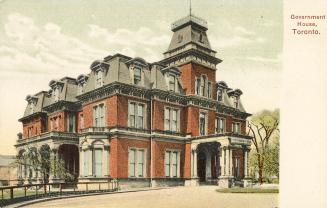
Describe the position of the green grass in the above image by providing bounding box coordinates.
[216,187,279,194]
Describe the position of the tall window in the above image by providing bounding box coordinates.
[215,118,225,133]
[200,76,206,96]
[196,78,201,95]
[129,148,145,177]
[232,122,241,134]
[129,102,145,129]
[67,114,76,132]
[94,149,103,177]
[207,82,212,98]
[134,68,141,85]
[164,107,179,132]
[217,88,223,101]
[169,75,176,91]
[165,150,179,177]
[28,127,33,137]
[93,104,105,127]
[199,112,207,135]
[83,150,89,176]
[95,70,103,88]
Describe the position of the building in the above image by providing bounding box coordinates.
[0,155,17,186]
[15,14,252,188]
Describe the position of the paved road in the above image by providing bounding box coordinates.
[25,186,278,208]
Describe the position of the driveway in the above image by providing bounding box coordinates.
[25,186,278,208]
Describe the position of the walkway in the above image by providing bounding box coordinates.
[24,186,278,208]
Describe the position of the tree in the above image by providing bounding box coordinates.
[247,109,279,184]
[14,145,73,186]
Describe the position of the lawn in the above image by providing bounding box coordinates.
[216,187,279,194]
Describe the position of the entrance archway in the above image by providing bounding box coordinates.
[196,142,220,183]
[58,144,79,182]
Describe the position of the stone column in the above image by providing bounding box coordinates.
[226,148,230,176]
[79,147,84,177]
[88,148,93,176]
[219,147,225,176]
[229,148,233,177]
[103,146,109,177]
[244,150,248,177]
[187,144,199,186]
[243,148,252,187]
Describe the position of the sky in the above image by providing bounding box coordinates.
[0,0,282,155]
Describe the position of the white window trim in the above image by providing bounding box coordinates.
[164,106,180,132]
[128,147,147,178]
[199,110,208,136]
[132,66,143,86]
[165,149,181,178]
[128,100,147,129]
[93,102,106,127]
[95,69,104,88]
[232,122,241,134]
[215,117,226,134]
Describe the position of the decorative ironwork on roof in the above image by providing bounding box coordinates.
[171,14,208,31]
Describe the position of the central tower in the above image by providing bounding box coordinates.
[160,14,222,97]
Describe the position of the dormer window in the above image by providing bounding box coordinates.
[134,67,141,85]
[234,96,239,109]
[169,75,176,91]
[53,87,60,102]
[29,102,35,114]
[95,70,103,88]
[218,88,223,101]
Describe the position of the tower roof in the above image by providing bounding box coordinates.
[171,14,208,32]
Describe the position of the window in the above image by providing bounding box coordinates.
[196,78,201,95]
[232,122,241,134]
[95,70,103,88]
[94,149,103,177]
[207,82,212,98]
[199,33,204,43]
[28,127,33,137]
[200,76,206,96]
[129,102,145,129]
[83,150,89,176]
[218,88,223,101]
[215,118,226,133]
[169,75,176,91]
[165,150,179,177]
[164,107,179,132]
[53,87,59,102]
[29,102,35,114]
[129,148,145,177]
[67,114,76,132]
[234,96,239,109]
[134,68,141,85]
[199,112,207,135]
[93,104,105,127]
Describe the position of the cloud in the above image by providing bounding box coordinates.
[0,13,107,76]
[87,24,170,61]
[209,21,265,49]
[245,53,282,63]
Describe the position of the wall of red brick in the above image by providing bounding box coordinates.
[153,140,185,178]
[48,111,66,131]
[185,106,199,136]
[180,62,216,98]
[110,137,151,178]
[22,117,43,138]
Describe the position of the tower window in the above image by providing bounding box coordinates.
[218,89,223,101]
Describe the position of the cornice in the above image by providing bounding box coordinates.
[43,100,81,113]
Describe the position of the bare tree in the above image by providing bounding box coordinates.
[247,109,279,184]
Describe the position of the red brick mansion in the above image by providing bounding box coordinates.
[16,14,252,188]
